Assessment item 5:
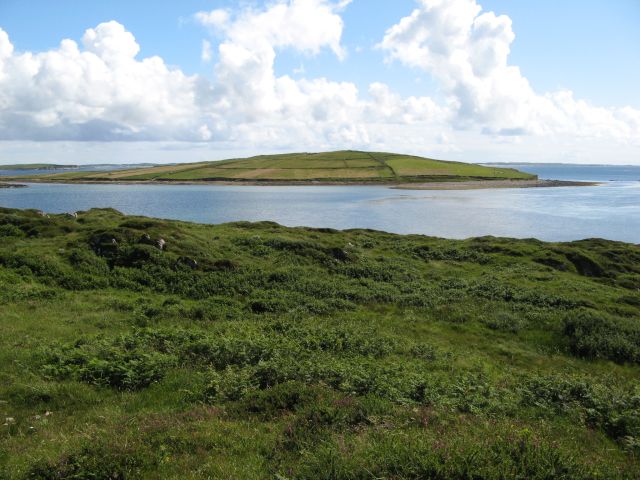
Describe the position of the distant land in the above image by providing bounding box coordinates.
[0,163,78,170]
[7,151,545,187]
[0,163,160,171]
[484,162,640,167]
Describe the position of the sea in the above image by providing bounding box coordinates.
[1,164,639,243]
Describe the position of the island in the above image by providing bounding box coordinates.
[5,151,594,189]
[0,163,78,170]
[0,206,638,478]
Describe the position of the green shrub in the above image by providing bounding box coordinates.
[26,443,150,479]
[295,430,592,480]
[42,339,177,390]
[521,374,640,443]
[236,381,320,418]
[481,311,528,333]
[563,310,640,363]
[203,366,259,401]
[409,343,439,361]
[0,223,25,238]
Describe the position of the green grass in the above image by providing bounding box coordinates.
[9,151,536,183]
[1,207,639,478]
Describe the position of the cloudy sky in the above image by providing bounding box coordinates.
[0,0,639,165]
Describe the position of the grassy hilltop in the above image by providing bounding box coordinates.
[11,151,536,183]
[1,207,639,478]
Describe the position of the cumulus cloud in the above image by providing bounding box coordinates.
[0,1,381,145]
[379,0,640,140]
[201,39,212,63]
[0,0,638,164]
[0,21,203,141]
[194,9,230,30]
[191,0,443,147]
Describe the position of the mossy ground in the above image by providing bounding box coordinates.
[0,207,638,479]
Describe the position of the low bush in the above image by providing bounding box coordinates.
[0,224,25,238]
[294,430,593,480]
[26,443,151,479]
[521,374,640,444]
[235,381,320,418]
[563,310,640,363]
[42,338,177,390]
[481,311,528,333]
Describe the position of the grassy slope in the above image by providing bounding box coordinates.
[10,151,536,183]
[1,208,639,478]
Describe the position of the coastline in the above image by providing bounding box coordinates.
[1,178,599,190]
[392,179,601,190]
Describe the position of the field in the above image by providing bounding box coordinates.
[9,151,536,183]
[1,207,639,478]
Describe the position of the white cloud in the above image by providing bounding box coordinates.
[0,0,638,165]
[194,9,230,30]
[201,39,212,62]
[0,21,202,141]
[196,0,348,59]
[379,0,640,141]
[193,0,426,147]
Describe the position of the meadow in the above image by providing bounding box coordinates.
[10,151,536,184]
[0,206,639,479]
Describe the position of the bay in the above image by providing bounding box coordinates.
[0,164,638,243]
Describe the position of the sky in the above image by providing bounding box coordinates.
[0,0,639,165]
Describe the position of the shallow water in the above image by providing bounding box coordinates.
[0,165,638,243]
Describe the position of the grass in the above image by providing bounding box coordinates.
[8,151,536,183]
[0,207,639,478]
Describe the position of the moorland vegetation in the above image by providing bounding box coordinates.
[0,207,639,478]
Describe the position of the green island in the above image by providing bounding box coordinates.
[8,151,542,186]
[0,164,77,171]
[1,206,639,478]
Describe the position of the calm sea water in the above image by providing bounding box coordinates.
[1,164,639,243]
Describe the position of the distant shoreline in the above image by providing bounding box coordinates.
[0,178,599,190]
[392,179,600,190]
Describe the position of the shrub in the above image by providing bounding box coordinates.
[0,223,25,238]
[409,343,439,361]
[294,430,591,480]
[42,339,177,390]
[26,443,150,479]
[236,381,320,418]
[481,311,528,333]
[203,366,258,401]
[520,375,640,443]
[563,310,640,363]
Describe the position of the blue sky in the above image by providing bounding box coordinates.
[2,0,638,107]
[0,0,639,164]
